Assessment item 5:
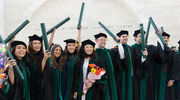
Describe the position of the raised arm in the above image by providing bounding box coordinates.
[48,28,56,48]
[41,50,51,73]
[7,34,16,50]
[77,25,82,51]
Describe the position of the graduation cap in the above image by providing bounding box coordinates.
[64,39,78,44]
[116,30,129,37]
[64,39,78,47]
[162,32,170,38]
[171,46,176,49]
[28,34,43,43]
[94,33,107,39]
[11,41,27,48]
[178,40,180,45]
[82,39,95,47]
[133,29,146,37]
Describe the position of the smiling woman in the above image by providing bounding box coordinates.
[8,40,31,100]
[84,44,94,56]
[72,39,107,100]
[27,34,54,100]
[60,38,79,100]
[50,44,64,100]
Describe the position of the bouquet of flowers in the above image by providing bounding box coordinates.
[0,44,7,88]
[83,64,106,94]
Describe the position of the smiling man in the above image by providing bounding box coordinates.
[110,30,135,100]
[94,33,118,100]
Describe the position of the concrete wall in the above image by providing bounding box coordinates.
[0,0,4,38]
[2,0,180,48]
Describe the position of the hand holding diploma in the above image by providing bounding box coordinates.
[142,48,148,56]
[0,35,24,80]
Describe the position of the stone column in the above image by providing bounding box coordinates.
[0,0,4,38]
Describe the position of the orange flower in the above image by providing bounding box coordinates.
[88,64,96,68]
[101,68,105,71]
[95,70,101,75]
[95,68,102,75]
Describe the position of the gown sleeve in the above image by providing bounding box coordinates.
[36,62,53,100]
[152,42,171,63]
[0,75,14,100]
[94,58,107,93]
[168,50,179,81]
[72,57,81,93]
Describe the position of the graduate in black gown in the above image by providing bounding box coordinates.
[73,39,106,100]
[7,41,31,100]
[175,40,180,100]
[110,30,135,100]
[27,34,53,100]
[50,44,63,100]
[60,26,81,100]
[154,31,179,100]
[131,29,148,100]
[94,33,118,100]
[48,28,63,100]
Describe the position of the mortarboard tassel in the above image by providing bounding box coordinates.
[42,41,44,46]
[26,45,28,51]
[75,41,77,47]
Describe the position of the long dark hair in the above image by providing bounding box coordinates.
[50,44,63,71]
[78,46,96,62]
[60,43,78,71]
[27,41,44,61]
[11,46,29,71]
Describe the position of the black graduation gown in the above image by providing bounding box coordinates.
[132,44,159,100]
[35,62,53,100]
[142,42,178,100]
[39,60,63,100]
[153,43,179,100]
[11,60,31,100]
[175,51,180,100]
[73,57,106,100]
[132,43,169,100]
[131,43,148,100]
[109,44,135,100]
[27,53,53,100]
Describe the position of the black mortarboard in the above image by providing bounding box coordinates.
[28,34,43,43]
[171,46,176,49]
[82,39,95,47]
[64,39,78,44]
[11,41,27,48]
[162,32,170,38]
[178,40,180,45]
[116,30,129,37]
[133,29,146,37]
[94,33,107,39]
